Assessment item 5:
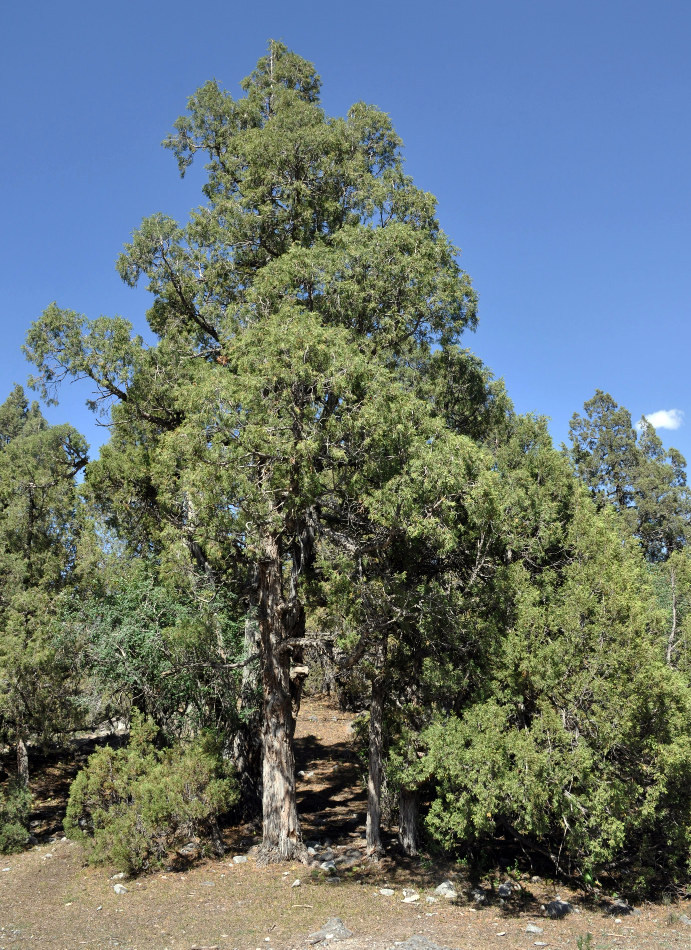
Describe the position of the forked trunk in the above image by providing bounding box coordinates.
[256,535,306,862]
[366,673,385,855]
[398,788,419,856]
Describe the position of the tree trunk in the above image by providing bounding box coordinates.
[231,614,263,816]
[366,672,385,855]
[17,737,29,788]
[256,534,305,862]
[398,788,419,856]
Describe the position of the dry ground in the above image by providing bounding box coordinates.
[1,697,690,950]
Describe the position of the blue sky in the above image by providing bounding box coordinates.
[2,1,690,462]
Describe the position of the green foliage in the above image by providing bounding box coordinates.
[0,781,32,853]
[58,557,245,739]
[64,714,238,873]
[0,385,87,750]
[415,490,691,894]
[569,390,690,561]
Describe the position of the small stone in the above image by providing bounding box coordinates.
[307,847,316,856]
[526,924,543,934]
[232,855,248,864]
[380,888,395,896]
[531,875,542,884]
[113,883,127,894]
[614,918,622,923]
[320,860,337,872]
[497,881,513,898]
[402,891,420,903]
[43,853,53,859]
[434,881,458,899]
[320,848,335,861]
[677,914,691,926]
[496,932,506,937]
[608,899,634,915]
[471,887,487,905]
[425,896,439,904]
[307,917,353,943]
[291,879,301,887]
[534,943,548,948]
[543,898,573,919]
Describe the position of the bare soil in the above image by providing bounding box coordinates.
[1,697,690,950]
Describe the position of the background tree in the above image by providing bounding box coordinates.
[0,385,87,786]
[569,390,690,561]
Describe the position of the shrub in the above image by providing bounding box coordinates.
[64,714,238,873]
[0,781,32,853]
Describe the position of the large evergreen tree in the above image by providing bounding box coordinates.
[24,42,480,859]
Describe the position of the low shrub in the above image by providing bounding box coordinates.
[0,781,32,853]
[64,714,238,873]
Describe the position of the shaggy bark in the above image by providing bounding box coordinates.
[16,737,29,788]
[366,671,385,855]
[256,534,306,862]
[231,614,263,816]
[398,788,419,856]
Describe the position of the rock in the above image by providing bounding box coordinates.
[320,860,337,872]
[402,888,420,903]
[232,854,248,864]
[543,899,573,919]
[307,917,353,943]
[531,875,542,884]
[111,872,127,880]
[380,888,395,896]
[113,883,127,894]
[434,881,458,899]
[320,848,335,861]
[497,881,513,898]
[425,896,439,904]
[178,842,199,856]
[608,899,634,915]
[471,887,488,905]
[677,914,691,927]
[325,875,341,884]
[291,878,301,887]
[525,924,544,934]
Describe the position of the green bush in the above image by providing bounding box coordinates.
[64,714,238,873]
[0,781,32,853]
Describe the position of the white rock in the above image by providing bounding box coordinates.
[233,855,248,864]
[113,884,127,894]
[291,879,301,887]
[434,880,458,899]
[380,888,395,896]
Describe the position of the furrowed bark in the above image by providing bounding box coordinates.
[17,737,29,788]
[366,671,385,855]
[256,534,306,862]
[398,788,419,856]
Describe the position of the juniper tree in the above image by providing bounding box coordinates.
[25,42,479,859]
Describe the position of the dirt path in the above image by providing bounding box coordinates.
[1,698,690,950]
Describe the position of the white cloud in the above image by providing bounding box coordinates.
[640,409,685,431]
